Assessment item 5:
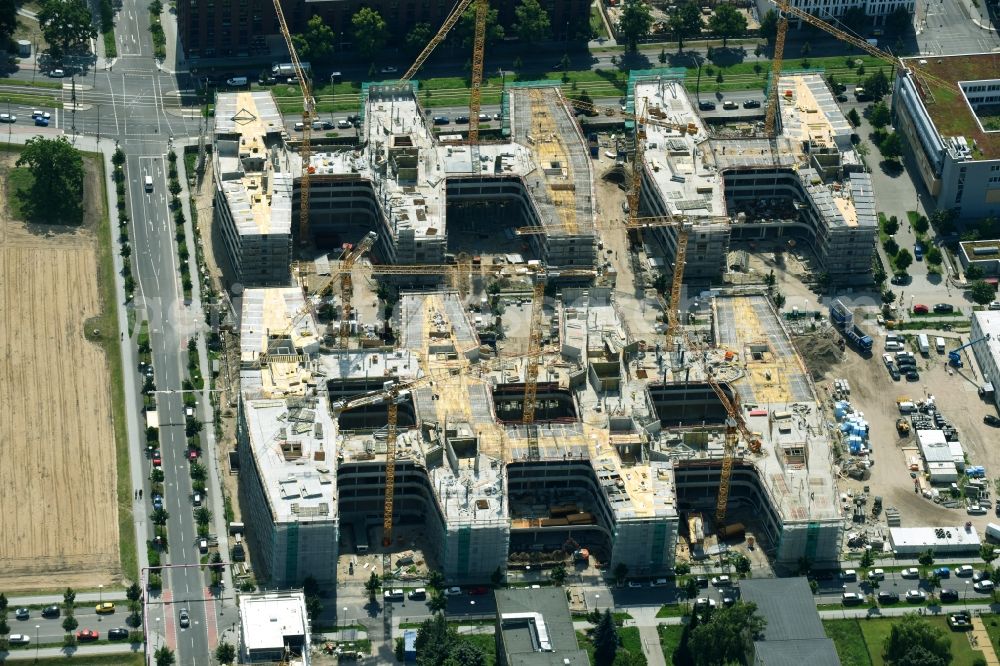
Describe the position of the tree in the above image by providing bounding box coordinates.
[405,22,433,54]
[154,645,176,666]
[305,595,322,622]
[593,609,619,665]
[882,289,897,304]
[913,215,930,234]
[618,0,653,51]
[292,15,334,62]
[884,237,899,256]
[62,614,78,632]
[351,7,387,61]
[38,0,97,58]
[673,606,699,666]
[63,587,76,608]
[457,4,504,48]
[428,593,448,614]
[982,544,997,568]
[0,0,17,46]
[773,292,786,310]
[883,215,900,235]
[428,570,445,591]
[733,553,752,576]
[917,549,935,568]
[709,4,748,47]
[675,562,691,576]
[364,572,381,600]
[759,9,778,44]
[415,613,453,664]
[883,614,951,665]
[613,563,629,585]
[926,247,942,265]
[689,602,766,665]
[970,280,998,305]
[15,136,85,225]
[864,69,892,101]
[215,641,237,665]
[151,508,170,526]
[966,264,985,280]
[880,132,903,161]
[550,564,568,586]
[870,101,892,129]
[669,2,703,51]
[514,0,550,43]
[195,507,212,525]
[801,41,812,58]
[127,582,142,602]
[684,577,700,600]
[896,248,913,271]
[445,641,488,666]
[860,549,876,568]
[0,592,6,613]
[847,108,861,127]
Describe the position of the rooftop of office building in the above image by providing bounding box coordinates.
[239,592,309,660]
[214,91,293,236]
[305,82,595,241]
[495,587,589,665]
[241,392,338,524]
[901,53,1000,160]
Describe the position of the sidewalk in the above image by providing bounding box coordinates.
[7,590,128,606]
[1,644,138,661]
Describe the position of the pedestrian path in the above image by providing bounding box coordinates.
[971,617,1000,665]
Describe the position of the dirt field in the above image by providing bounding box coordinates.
[0,153,120,590]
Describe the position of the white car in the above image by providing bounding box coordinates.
[627,581,642,588]
[337,119,352,129]
[975,580,995,593]
[49,68,65,78]
[8,634,29,645]
[443,586,462,596]
[840,569,857,581]
[711,575,731,586]
[842,592,864,604]
[0,113,16,123]
[906,589,927,602]
[956,565,975,577]
[380,66,398,74]
[901,567,920,579]
[30,110,50,120]
[868,568,885,581]
[693,597,716,610]
[968,503,987,515]
[293,122,305,131]
[650,578,668,587]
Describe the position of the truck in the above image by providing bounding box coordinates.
[830,300,873,354]
[587,133,599,158]
[917,333,930,355]
[271,62,311,80]
[986,523,1000,542]
[936,336,946,353]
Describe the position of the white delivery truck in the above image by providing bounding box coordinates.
[917,333,930,355]
[935,337,946,353]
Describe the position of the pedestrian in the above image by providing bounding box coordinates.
[139,489,143,499]
[134,490,137,499]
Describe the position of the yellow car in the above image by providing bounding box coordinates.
[95,602,115,615]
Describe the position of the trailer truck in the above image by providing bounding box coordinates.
[830,300,873,354]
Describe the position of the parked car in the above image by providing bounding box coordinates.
[179,609,190,629]
[696,576,709,588]
[973,570,990,582]
[940,588,959,602]
[14,607,29,620]
[49,68,65,78]
[694,597,717,610]
[836,94,849,102]
[432,116,450,125]
[698,101,716,111]
[743,99,761,108]
[293,122,305,131]
[722,100,738,110]
[891,274,909,285]
[337,119,352,129]
[842,592,864,605]
[470,586,488,595]
[984,415,1000,427]
[711,575,732,586]
[95,602,116,614]
[868,568,885,581]
[34,116,48,127]
[906,370,920,381]
[914,243,924,260]
[152,450,161,466]
[31,110,50,120]
[967,503,987,515]
[906,589,927,602]
[934,303,955,313]
[878,591,899,604]
[108,628,129,640]
[901,567,920,578]
[455,115,470,124]
[478,113,490,122]
[840,569,857,581]
[934,567,951,578]
[650,578,668,587]
[379,66,398,74]
[0,113,16,123]
[41,605,60,618]
[443,586,462,596]
[312,120,334,130]
[913,304,929,314]
[975,580,996,593]
[8,634,29,645]
[956,565,975,577]
[77,629,99,642]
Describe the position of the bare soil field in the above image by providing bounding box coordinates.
[0,152,120,590]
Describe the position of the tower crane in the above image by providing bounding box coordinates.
[271,0,314,244]
[522,270,546,460]
[763,14,788,137]
[333,232,378,347]
[705,368,761,525]
[401,0,490,144]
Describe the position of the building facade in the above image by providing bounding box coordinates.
[769,0,914,28]
[970,311,1000,410]
[177,0,591,61]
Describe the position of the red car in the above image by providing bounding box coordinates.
[913,304,929,314]
[187,448,199,461]
[76,629,99,642]
[152,450,162,466]
[469,586,488,595]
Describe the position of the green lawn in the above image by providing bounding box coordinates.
[7,166,32,219]
[577,627,648,665]
[858,616,987,666]
[26,655,143,665]
[983,615,1000,660]
[0,78,62,90]
[458,633,497,666]
[591,3,609,39]
[656,604,688,618]
[659,624,684,661]
[825,619,874,666]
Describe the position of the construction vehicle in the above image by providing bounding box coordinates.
[949,333,990,367]
[830,300,873,354]
[270,0,314,244]
[896,418,911,436]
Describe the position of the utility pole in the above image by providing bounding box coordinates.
[97,105,101,145]
[71,76,76,136]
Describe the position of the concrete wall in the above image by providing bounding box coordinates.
[971,314,1000,411]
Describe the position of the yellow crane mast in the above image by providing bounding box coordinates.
[522,273,546,460]
[763,15,789,137]
[335,232,378,347]
[271,0,314,244]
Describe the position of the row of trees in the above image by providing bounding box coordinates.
[294,0,558,63]
[618,0,748,51]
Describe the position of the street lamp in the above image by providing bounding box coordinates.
[966,580,970,603]
[343,606,348,628]
[99,585,103,604]
[34,624,39,661]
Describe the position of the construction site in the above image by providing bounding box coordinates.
[206,0,921,589]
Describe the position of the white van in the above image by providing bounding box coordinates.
[144,175,153,192]
[383,588,405,601]
[226,76,248,87]
[935,337,946,353]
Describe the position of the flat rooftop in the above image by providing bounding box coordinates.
[240,287,320,362]
[901,53,1000,160]
[307,83,595,241]
[713,295,839,522]
[215,91,293,236]
[973,310,1000,363]
[495,587,589,665]
[777,73,852,153]
[961,239,1000,259]
[239,592,308,654]
[242,394,338,524]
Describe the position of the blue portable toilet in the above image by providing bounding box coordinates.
[404,629,417,662]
